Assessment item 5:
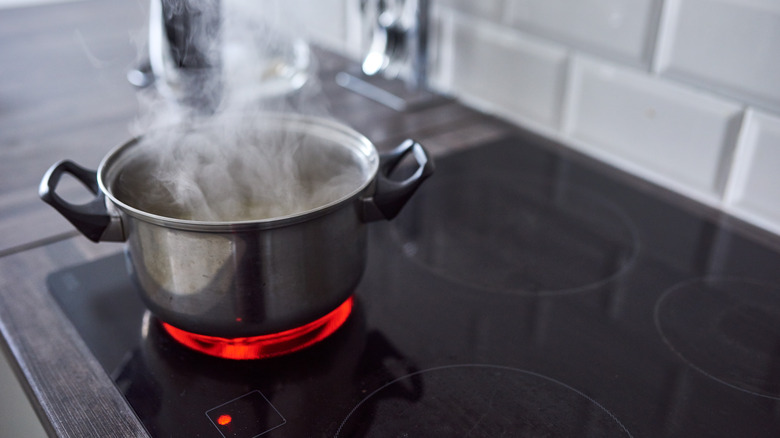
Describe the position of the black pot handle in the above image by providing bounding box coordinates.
[362,139,434,222]
[39,160,114,242]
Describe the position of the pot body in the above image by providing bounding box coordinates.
[40,114,433,339]
[124,194,367,338]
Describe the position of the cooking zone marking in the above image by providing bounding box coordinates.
[392,174,641,295]
[655,277,780,399]
[334,364,633,437]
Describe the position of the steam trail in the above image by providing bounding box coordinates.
[122,0,359,222]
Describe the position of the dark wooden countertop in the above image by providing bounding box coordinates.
[0,0,516,436]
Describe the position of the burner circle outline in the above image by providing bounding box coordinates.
[334,363,634,437]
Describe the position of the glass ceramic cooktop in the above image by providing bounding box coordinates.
[48,136,780,437]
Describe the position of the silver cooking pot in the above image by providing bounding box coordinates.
[40,115,433,338]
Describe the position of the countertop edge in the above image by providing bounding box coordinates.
[0,240,150,437]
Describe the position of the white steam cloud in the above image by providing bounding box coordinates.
[120,0,363,222]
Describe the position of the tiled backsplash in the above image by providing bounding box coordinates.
[301,0,780,237]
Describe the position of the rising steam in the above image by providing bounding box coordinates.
[120,0,364,222]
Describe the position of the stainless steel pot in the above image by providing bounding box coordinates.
[40,115,433,338]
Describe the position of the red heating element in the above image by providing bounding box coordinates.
[162,296,354,360]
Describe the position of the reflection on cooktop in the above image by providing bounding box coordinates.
[392,173,639,294]
[655,277,780,399]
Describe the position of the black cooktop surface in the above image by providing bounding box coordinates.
[48,136,780,437]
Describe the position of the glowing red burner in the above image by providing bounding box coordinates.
[162,296,354,360]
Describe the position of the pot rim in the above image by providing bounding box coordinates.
[97,114,379,232]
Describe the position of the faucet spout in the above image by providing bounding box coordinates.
[361,0,429,90]
[148,0,223,111]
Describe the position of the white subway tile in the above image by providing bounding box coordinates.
[287,0,348,52]
[427,3,453,91]
[446,14,568,128]
[435,0,505,21]
[725,110,780,235]
[506,0,662,67]
[344,0,364,58]
[656,0,780,113]
[565,56,743,200]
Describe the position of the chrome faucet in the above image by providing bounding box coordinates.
[130,0,311,112]
[337,0,443,111]
[360,0,429,89]
[148,0,223,109]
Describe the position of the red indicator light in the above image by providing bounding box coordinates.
[162,296,354,360]
[217,414,232,426]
